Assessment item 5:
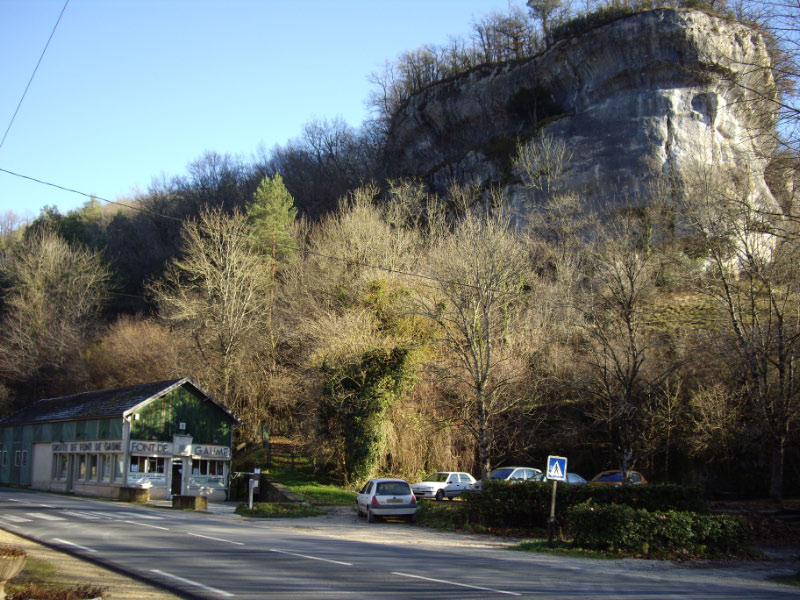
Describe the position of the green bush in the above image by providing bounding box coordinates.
[462,481,709,528]
[567,503,747,556]
[570,483,710,513]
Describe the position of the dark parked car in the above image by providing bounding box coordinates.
[566,472,588,485]
[589,470,647,485]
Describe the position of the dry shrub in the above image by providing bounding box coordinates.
[7,583,105,600]
[86,315,186,389]
[380,382,475,480]
[0,544,25,557]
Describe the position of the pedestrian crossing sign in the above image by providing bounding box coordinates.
[546,456,567,482]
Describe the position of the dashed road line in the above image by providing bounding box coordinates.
[393,572,521,596]
[187,532,244,545]
[53,538,97,553]
[124,519,169,530]
[270,548,352,566]
[150,569,234,597]
[117,511,163,520]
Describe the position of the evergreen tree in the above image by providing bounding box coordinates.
[246,174,298,263]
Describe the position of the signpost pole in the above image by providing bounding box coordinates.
[545,455,567,548]
[548,479,557,548]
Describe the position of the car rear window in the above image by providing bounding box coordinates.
[596,472,622,482]
[490,468,514,479]
[376,481,411,496]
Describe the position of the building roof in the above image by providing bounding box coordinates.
[0,377,238,426]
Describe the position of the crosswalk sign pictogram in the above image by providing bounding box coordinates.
[546,455,567,481]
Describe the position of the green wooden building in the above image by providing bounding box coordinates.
[0,377,238,501]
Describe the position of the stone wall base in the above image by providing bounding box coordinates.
[119,487,150,503]
[172,495,208,511]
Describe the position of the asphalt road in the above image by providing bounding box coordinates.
[0,487,798,599]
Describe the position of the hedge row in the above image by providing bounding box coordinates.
[567,503,747,556]
[462,481,709,528]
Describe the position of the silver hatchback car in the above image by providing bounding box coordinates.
[356,478,417,523]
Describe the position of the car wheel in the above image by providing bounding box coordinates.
[435,489,444,501]
[407,513,417,524]
[367,507,376,523]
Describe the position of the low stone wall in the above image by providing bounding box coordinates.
[119,487,149,503]
[172,495,208,511]
[260,479,304,503]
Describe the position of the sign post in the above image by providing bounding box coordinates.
[248,468,261,510]
[546,455,567,548]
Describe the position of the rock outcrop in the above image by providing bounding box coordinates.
[384,8,777,209]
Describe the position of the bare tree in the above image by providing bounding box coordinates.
[514,133,574,199]
[149,207,272,431]
[411,195,534,479]
[679,162,800,500]
[0,230,109,396]
[576,209,678,481]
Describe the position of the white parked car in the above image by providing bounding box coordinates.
[470,466,544,491]
[412,471,477,501]
[356,478,417,523]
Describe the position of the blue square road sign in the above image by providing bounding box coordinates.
[546,455,567,481]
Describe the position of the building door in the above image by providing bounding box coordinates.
[66,455,75,492]
[171,459,183,496]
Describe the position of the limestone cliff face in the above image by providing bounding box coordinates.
[384,9,776,208]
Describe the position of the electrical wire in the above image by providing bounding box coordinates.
[0,165,486,293]
[0,0,70,152]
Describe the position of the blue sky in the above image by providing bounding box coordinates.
[0,0,519,219]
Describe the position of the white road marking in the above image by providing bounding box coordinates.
[117,511,163,520]
[85,511,120,519]
[6,498,24,503]
[150,569,234,597]
[26,512,64,521]
[62,511,101,520]
[270,548,352,566]
[0,514,32,523]
[393,572,521,596]
[38,503,54,508]
[187,532,244,545]
[124,519,169,531]
[53,538,97,553]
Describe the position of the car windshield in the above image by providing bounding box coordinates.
[427,473,450,482]
[376,481,411,496]
[490,468,514,479]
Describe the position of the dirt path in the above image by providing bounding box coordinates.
[0,528,183,600]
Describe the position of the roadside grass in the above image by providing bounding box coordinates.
[415,501,486,533]
[233,442,356,506]
[268,462,356,505]
[509,539,613,559]
[234,502,326,518]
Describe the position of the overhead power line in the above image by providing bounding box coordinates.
[0,166,487,293]
[0,0,70,152]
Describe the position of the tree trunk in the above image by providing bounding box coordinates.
[477,392,491,481]
[770,436,785,502]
